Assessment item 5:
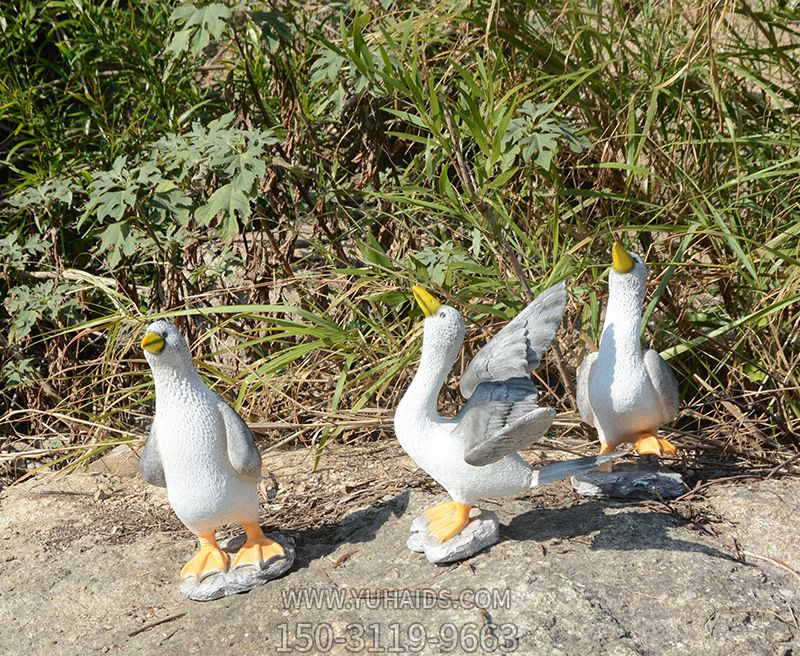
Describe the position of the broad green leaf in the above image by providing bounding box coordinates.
[168,3,232,57]
[195,183,250,231]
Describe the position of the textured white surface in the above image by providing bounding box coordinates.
[393,289,586,506]
[577,253,680,449]
[143,321,260,535]
[394,305,535,505]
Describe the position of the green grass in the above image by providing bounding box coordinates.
[1,0,799,483]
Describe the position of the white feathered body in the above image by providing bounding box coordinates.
[393,286,580,506]
[581,255,677,448]
[394,326,531,505]
[153,373,258,535]
[588,333,663,447]
[395,364,532,505]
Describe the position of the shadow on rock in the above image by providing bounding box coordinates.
[503,500,738,563]
[289,491,411,569]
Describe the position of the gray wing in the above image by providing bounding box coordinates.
[460,282,567,399]
[140,422,166,487]
[218,400,262,480]
[452,393,557,467]
[643,349,680,424]
[576,351,598,427]
[454,377,539,421]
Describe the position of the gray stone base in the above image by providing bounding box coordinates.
[571,458,687,500]
[407,507,499,563]
[180,532,295,602]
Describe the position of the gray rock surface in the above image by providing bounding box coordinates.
[179,533,295,602]
[708,478,800,570]
[1,446,798,656]
[572,459,688,500]
[407,507,499,563]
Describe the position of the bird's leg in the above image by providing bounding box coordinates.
[595,441,616,471]
[231,521,285,570]
[180,532,229,580]
[424,501,472,542]
[633,432,677,457]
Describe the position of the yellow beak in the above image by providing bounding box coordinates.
[612,242,635,274]
[412,285,442,318]
[141,332,166,354]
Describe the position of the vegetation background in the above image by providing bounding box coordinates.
[1,0,798,487]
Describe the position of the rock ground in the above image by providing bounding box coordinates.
[1,443,798,656]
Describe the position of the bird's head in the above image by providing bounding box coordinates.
[412,285,465,365]
[140,320,194,372]
[609,242,648,298]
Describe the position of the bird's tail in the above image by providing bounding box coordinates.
[530,452,626,488]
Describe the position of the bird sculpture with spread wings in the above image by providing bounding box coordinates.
[394,283,621,543]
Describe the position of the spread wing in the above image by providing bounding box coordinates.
[454,377,539,421]
[140,422,166,487]
[218,400,262,480]
[576,351,598,427]
[643,349,680,424]
[461,404,556,467]
[459,282,567,399]
[451,381,557,467]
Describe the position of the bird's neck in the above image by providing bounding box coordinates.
[152,366,207,406]
[398,343,452,422]
[599,283,644,361]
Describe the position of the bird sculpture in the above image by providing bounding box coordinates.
[394,283,621,543]
[139,320,285,581]
[576,243,679,457]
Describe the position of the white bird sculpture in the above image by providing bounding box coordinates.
[139,320,284,580]
[394,283,621,543]
[577,243,680,457]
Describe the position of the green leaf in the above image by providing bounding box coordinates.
[253,11,294,52]
[168,3,232,57]
[166,27,192,58]
[97,221,134,266]
[534,133,558,170]
[490,166,519,189]
[195,183,251,233]
[357,232,393,269]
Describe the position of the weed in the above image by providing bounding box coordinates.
[1,0,798,485]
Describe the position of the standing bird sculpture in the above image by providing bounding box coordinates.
[576,243,680,457]
[394,283,621,544]
[139,320,286,584]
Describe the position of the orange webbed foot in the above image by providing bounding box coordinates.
[232,522,285,570]
[181,533,229,580]
[633,433,677,457]
[424,501,472,542]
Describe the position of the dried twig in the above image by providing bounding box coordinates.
[743,551,800,582]
[128,613,186,638]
